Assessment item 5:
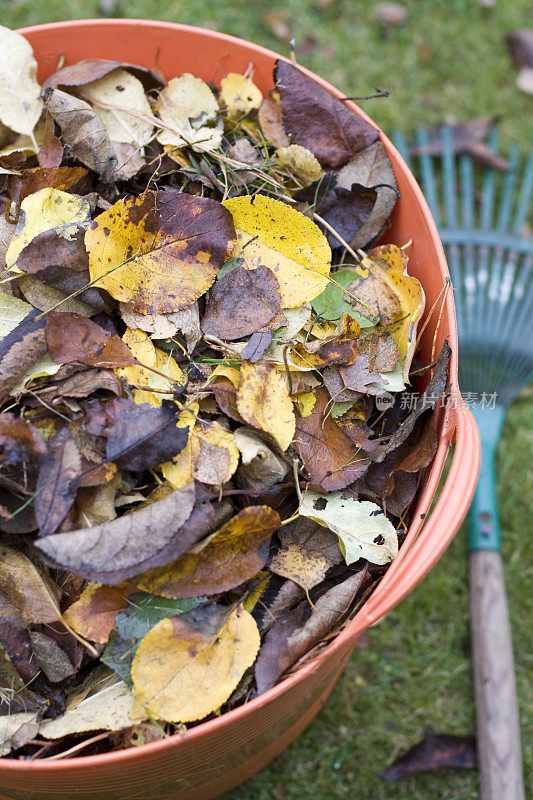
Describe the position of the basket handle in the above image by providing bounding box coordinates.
[357,402,480,628]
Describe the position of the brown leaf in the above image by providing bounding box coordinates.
[234,427,290,490]
[293,387,370,491]
[358,330,399,373]
[63,581,137,645]
[0,544,61,625]
[35,427,82,536]
[258,98,290,148]
[275,59,379,168]
[0,412,46,466]
[138,505,281,598]
[45,311,137,369]
[38,367,123,402]
[103,398,189,471]
[336,141,398,249]
[295,175,377,250]
[0,594,40,683]
[295,313,360,368]
[37,111,63,168]
[336,354,385,393]
[255,568,366,692]
[380,732,477,782]
[0,309,47,404]
[28,631,76,683]
[270,516,342,591]
[44,89,118,183]
[210,378,244,423]
[201,266,282,340]
[42,59,164,93]
[19,166,90,202]
[35,482,196,584]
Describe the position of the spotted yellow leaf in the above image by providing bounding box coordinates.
[85,190,235,314]
[222,194,331,308]
[115,328,183,407]
[276,144,323,184]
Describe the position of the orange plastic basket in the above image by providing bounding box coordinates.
[0,20,481,800]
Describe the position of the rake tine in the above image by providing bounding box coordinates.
[441,126,457,229]
[496,144,521,233]
[512,147,533,237]
[415,128,440,225]
[392,131,412,170]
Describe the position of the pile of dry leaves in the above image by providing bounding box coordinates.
[0,26,449,759]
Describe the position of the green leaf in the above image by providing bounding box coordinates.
[299,491,398,566]
[102,593,204,685]
[311,269,374,326]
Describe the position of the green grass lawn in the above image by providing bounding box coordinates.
[1,0,532,795]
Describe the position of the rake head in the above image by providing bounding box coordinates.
[394,127,533,407]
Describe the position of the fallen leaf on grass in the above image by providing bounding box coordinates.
[35,427,82,536]
[237,360,295,451]
[222,194,331,308]
[275,59,378,168]
[407,118,509,172]
[300,491,398,565]
[131,604,260,722]
[35,482,196,584]
[293,387,370,491]
[138,506,280,598]
[380,732,477,781]
[85,190,236,314]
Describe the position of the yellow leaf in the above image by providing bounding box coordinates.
[364,245,425,381]
[161,421,238,488]
[236,361,295,450]
[156,74,223,153]
[209,363,241,387]
[131,604,260,722]
[83,68,154,147]
[85,190,235,314]
[222,194,331,308]
[6,189,91,272]
[138,505,280,598]
[276,144,323,184]
[219,73,263,117]
[115,328,183,406]
[294,390,316,417]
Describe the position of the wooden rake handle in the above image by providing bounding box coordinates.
[470,550,524,800]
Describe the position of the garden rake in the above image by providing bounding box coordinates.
[394,126,533,800]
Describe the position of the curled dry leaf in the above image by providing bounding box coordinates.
[0,544,61,625]
[276,144,323,185]
[38,679,140,739]
[222,194,331,308]
[0,412,46,466]
[44,89,118,184]
[29,630,77,683]
[237,360,295,451]
[293,387,370,491]
[270,516,343,591]
[131,604,260,723]
[0,593,40,683]
[35,482,196,584]
[234,427,290,489]
[258,97,290,147]
[35,426,82,536]
[300,490,398,565]
[255,569,367,693]
[0,26,42,138]
[138,505,280,599]
[42,59,164,93]
[85,190,236,314]
[0,309,48,405]
[275,59,378,168]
